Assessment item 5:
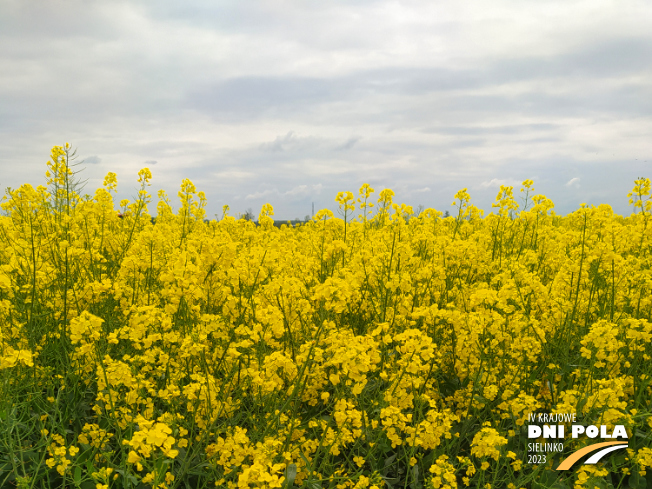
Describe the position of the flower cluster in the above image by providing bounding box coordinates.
[0,147,651,488]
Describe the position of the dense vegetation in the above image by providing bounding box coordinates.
[1,145,651,489]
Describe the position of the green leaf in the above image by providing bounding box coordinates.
[629,471,648,489]
[74,466,82,486]
[608,455,628,477]
[284,463,297,489]
[535,481,571,489]
[384,454,397,467]
[549,482,572,489]
[76,448,92,465]
[410,464,421,489]
[587,478,609,489]
[22,451,40,463]
[113,469,139,487]
[539,469,560,486]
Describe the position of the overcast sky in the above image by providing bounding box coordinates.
[1,0,651,219]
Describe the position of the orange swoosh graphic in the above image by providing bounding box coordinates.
[556,441,628,470]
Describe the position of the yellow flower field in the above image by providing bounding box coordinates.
[0,145,651,489]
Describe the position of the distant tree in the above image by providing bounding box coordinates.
[243,208,255,221]
[443,210,450,218]
[304,215,311,222]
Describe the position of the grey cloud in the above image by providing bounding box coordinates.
[186,61,652,130]
[187,36,652,122]
[335,137,361,151]
[259,132,299,152]
[84,155,102,164]
[488,37,652,81]
[423,123,559,136]
[188,77,338,120]
[144,160,158,165]
[185,68,482,121]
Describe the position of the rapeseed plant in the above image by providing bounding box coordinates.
[0,146,651,488]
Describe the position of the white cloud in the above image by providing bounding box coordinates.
[414,187,431,193]
[245,184,322,201]
[212,170,257,181]
[245,189,277,200]
[565,177,580,187]
[284,183,323,197]
[284,184,308,197]
[479,178,521,189]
